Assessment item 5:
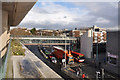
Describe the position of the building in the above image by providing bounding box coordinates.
[105,30,119,76]
[69,30,81,37]
[93,26,106,43]
[63,30,71,37]
[0,1,36,66]
[80,25,106,63]
[80,29,93,59]
[37,29,62,36]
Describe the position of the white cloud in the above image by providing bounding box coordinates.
[19,2,118,29]
[72,2,118,28]
[95,17,110,23]
[20,2,80,27]
[106,26,119,31]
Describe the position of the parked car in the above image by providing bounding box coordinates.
[49,56,57,63]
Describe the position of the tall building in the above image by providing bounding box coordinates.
[80,25,106,63]
[93,25,106,43]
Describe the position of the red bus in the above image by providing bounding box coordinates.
[70,51,85,62]
[51,46,74,64]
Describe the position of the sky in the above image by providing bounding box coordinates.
[17,1,118,30]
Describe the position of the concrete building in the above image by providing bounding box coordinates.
[105,31,119,76]
[80,25,106,63]
[80,29,93,59]
[0,2,36,58]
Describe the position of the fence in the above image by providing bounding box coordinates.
[0,39,11,79]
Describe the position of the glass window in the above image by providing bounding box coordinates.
[109,57,117,65]
[69,57,73,59]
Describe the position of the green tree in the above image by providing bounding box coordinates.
[30,28,36,35]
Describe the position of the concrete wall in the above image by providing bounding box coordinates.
[80,31,93,59]
[0,4,10,58]
[106,31,118,66]
[107,31,118,55]
[106,31,119,75]
[0,2,2,35]
[118,31,120,76]
[0,2,36,58]
[0,10,10,58]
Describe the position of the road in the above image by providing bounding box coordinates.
[26,45,119,80]
[70,62,118,80]
[25,45,73,80]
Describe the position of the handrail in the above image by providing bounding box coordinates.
[0,39,11,79]
[10,35,76,39]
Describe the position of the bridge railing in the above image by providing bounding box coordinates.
[10,35,76,39]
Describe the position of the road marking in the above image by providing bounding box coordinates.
[107,74,116,79]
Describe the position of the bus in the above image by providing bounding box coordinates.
[51,46,74,64]
[70,51,85,62]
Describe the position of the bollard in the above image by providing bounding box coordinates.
[101,68,105,79]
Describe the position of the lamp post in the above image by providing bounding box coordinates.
[65,37,66,68]
[96,41,98,61]
[96,33,99,67]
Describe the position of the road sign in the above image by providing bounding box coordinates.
[96,71,101,79]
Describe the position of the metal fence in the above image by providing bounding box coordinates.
[0,39,11,79]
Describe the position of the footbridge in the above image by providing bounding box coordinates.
[10,35,77,46]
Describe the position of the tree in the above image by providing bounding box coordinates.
[30,28,37,35]
[10,28,32,36]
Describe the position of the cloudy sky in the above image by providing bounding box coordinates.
[18,1,118,30]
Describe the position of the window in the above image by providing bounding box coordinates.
[109,57,117,65]
[95,28,99,32]
[69,57,73,59]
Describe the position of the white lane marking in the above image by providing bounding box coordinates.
[107,74,116,79]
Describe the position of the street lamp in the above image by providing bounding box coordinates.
[96,41,98,61]
[64,37,70,67]
[65,37,66,68]
[96,32,99,67]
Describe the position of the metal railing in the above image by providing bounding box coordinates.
[61,67,82,79]
[0,39,11,79]
[10,35,76,39]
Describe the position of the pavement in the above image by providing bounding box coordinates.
[13,56,24,78]
[12,43,63,78]
[63,62,119,80]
